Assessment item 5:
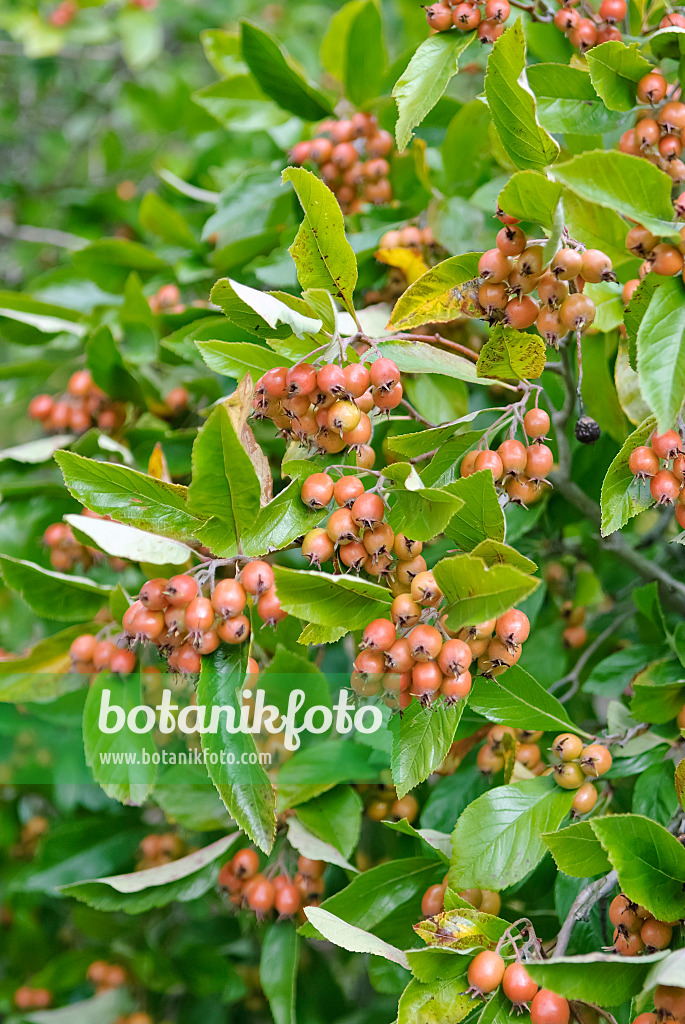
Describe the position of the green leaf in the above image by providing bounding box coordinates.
[542,821,612,877]
[240,21,333,120]
[16,989,132,1024]
[525,953,669,1004]
[139,191,197,248]
[196,339,288,379]
[580,330,628,443]
[398,973,473,1024]
[344,0,385,106]
[468,664,585,735]
[552,151,676,238]
[188,403,260,553]
[442,101,494,198]
[484,21,559,171]
[527,62,631,135]
[0,553,111,622]
[287,817,358,873]
[154,766,234,831]
[433,552,540,628]
[600,415,656,536]
[299,857,443,944]
[444,471,506,550]
[642,947,685,991]
[387,254,481,332]
[60,834,239,914]
[86,325,146,406]
[586,41,652,111]
[471,540,537,574]
[498,171,562,228]
[83,674,157,805]
[55,450,204,542]
[193,75,291,132]
[563,190,633,267]
[200,28,245,77]
[295,787,363,858]
[477,326,546,381]
[282,166,358,317]
[210,277,322,339]
[388,486,464,543]
[297,622,348,645]
[375,339,500,387]
[393,31,476,153]
[0,434,75,465]
[65,514,193,567]
[624,273,660,372]
[304,907,411,968]
[390,700,465,799]
[0,623,98,703]
[72,239,167,290]
[272,567,391,631]
[590,814,685,921]
[276,739,381,809]
[637,275,685,433]
[260,922,299,1024]
[243,479,322,557]
[197,645,276,852]
[448,777,575,891]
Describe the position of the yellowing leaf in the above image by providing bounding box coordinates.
[477,326,546,381]
[147,442,171,482]
[387,254,482,331]
[376,246,429,285]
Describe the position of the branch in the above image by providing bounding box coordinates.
[399,399,436,428]
[554,871,618,957]
[549,612,631,700]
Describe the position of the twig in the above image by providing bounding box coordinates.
[554,871,618,957]
[549,612,631,699]
[399,399,436,428]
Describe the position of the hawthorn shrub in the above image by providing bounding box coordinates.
[1,1,685,1023]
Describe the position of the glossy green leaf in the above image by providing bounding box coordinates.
[0,553,111,622]
[498,171,562,228]
[637,275,685,433]
[468,664,584,735]
[527,62,630,134]
[484,20,559,171]
[243,479,322,557]
[374,339,498,386]
[65,514,194,567]
[542,820,612,877]
[344,0,385,106]
[393,32,476,152]
[449,777,575,890]
[434,552,540,628]
[260,922,299,1024]
[196,339,289,379]
[444,471,505,550]
[139,190,197,247]
[295,787,363,858]
[241,21,333,120]
[390,700,465,799]
[0,623,98,703]
[272,566,391,631]
[304,907,410,968]
[210,277,321,339]
[388,486,464,542]
[525,953,668,1004]
[586,41,652,111]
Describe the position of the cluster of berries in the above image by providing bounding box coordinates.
[137,833,187,869]
[460,406,552,508]
[609,894,677,956]
[43,511,127,573]
[362,787,419,822]
[67,562,284,678]
[87,960,128,994]
[640,986,685,1024]
[628,428,685,529]
[147,283,186,315]
[421,878,501,917]
[476,724,546,776]
[14,987,53,1010]
[28,370,126,436]
[548,732,610,800]
[218,849,325,921]
[476,218,610,343]
[560,601,588,649]
[289,114,394,212]
[424,0,512,45]
[553,0,626,52]
[467,952,569,1024]
[623,223,685,302]
[254,357,403,464]
[352,605,531,709]
[379,225,436,251]
[619,68,685,184]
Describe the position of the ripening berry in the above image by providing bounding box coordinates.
[504,295,539,329]
[165,574,198,606]
[327,508,359,546]
[628,445,660,480]
[641,918,672,950]
[139,578,169,611]
[354,649,386,685]
[285,363,317,396]
[110,649,137,675]
[216,614,250,644]
[329,401,361,435]
[619,128,641,155]
[411,660,443,699]
[390,593,422,629]
[651,243,684,276]
[453,2,482,27]
[301,473,335,510]
[248,876,276,915]
[516,245,544,279]
[554,6,580,28]
[637,71,666,104]
[241,560,274,596]
[569,17,597,48]
[554,762,586,789]
[650,469,681,505]
[460,450,479,478]
[599,0,626,18]
[275,881,301,917]
[550,248,583,280]
[530,990,570,1024]
[560,293,596,331]
[502,963,538,1006]
[626,225,657,258]
[195,629,220,655]
[523,408,550,441]
[93,639,118,671]
[410,570,442,606]
[70,633,97,662]
[395,554,427,585]
[563,625,587,648]
[474,449,504,480]
[485,0,510,19]
[256,589,286,626]
[421,883,445,916]
[479,281,510,312]
[385,638,416,673]
[361,618,397,653]
[477,18,505,40]
[613,928,644,956]
[517,743,541,768]
[28,394,55,420]
[497,225,526,256]
[438,639,472,675]
[495,609,530,648]
[581,249,614,283]
[232,847,259,879]
[676,503,685,529]
[635,117,660,148]
[408,624,443,662]
[426,2,453,29]
[660,134,683,160]
[552,733,584,761]
[493,441,524,481]
[526,443,553,480]
[316,363,346,396]
[211,578,247,618]
[633,1015,657,1024]
[477,743,505,774]
[343,363,370,398]
[609,893,640,931]
[467,951,506,995]
[651,429,681,459]
[659,100,685,132]
[332,476,364,508]
[351,492,385,530]
[441,671,472,699]
[479,248,512,283]
[373,382,403,410]
[369,358,400,391]
[302,528,334,567]
[580,743,612,777]
[572,782,598,814]
[185,597,215,632]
